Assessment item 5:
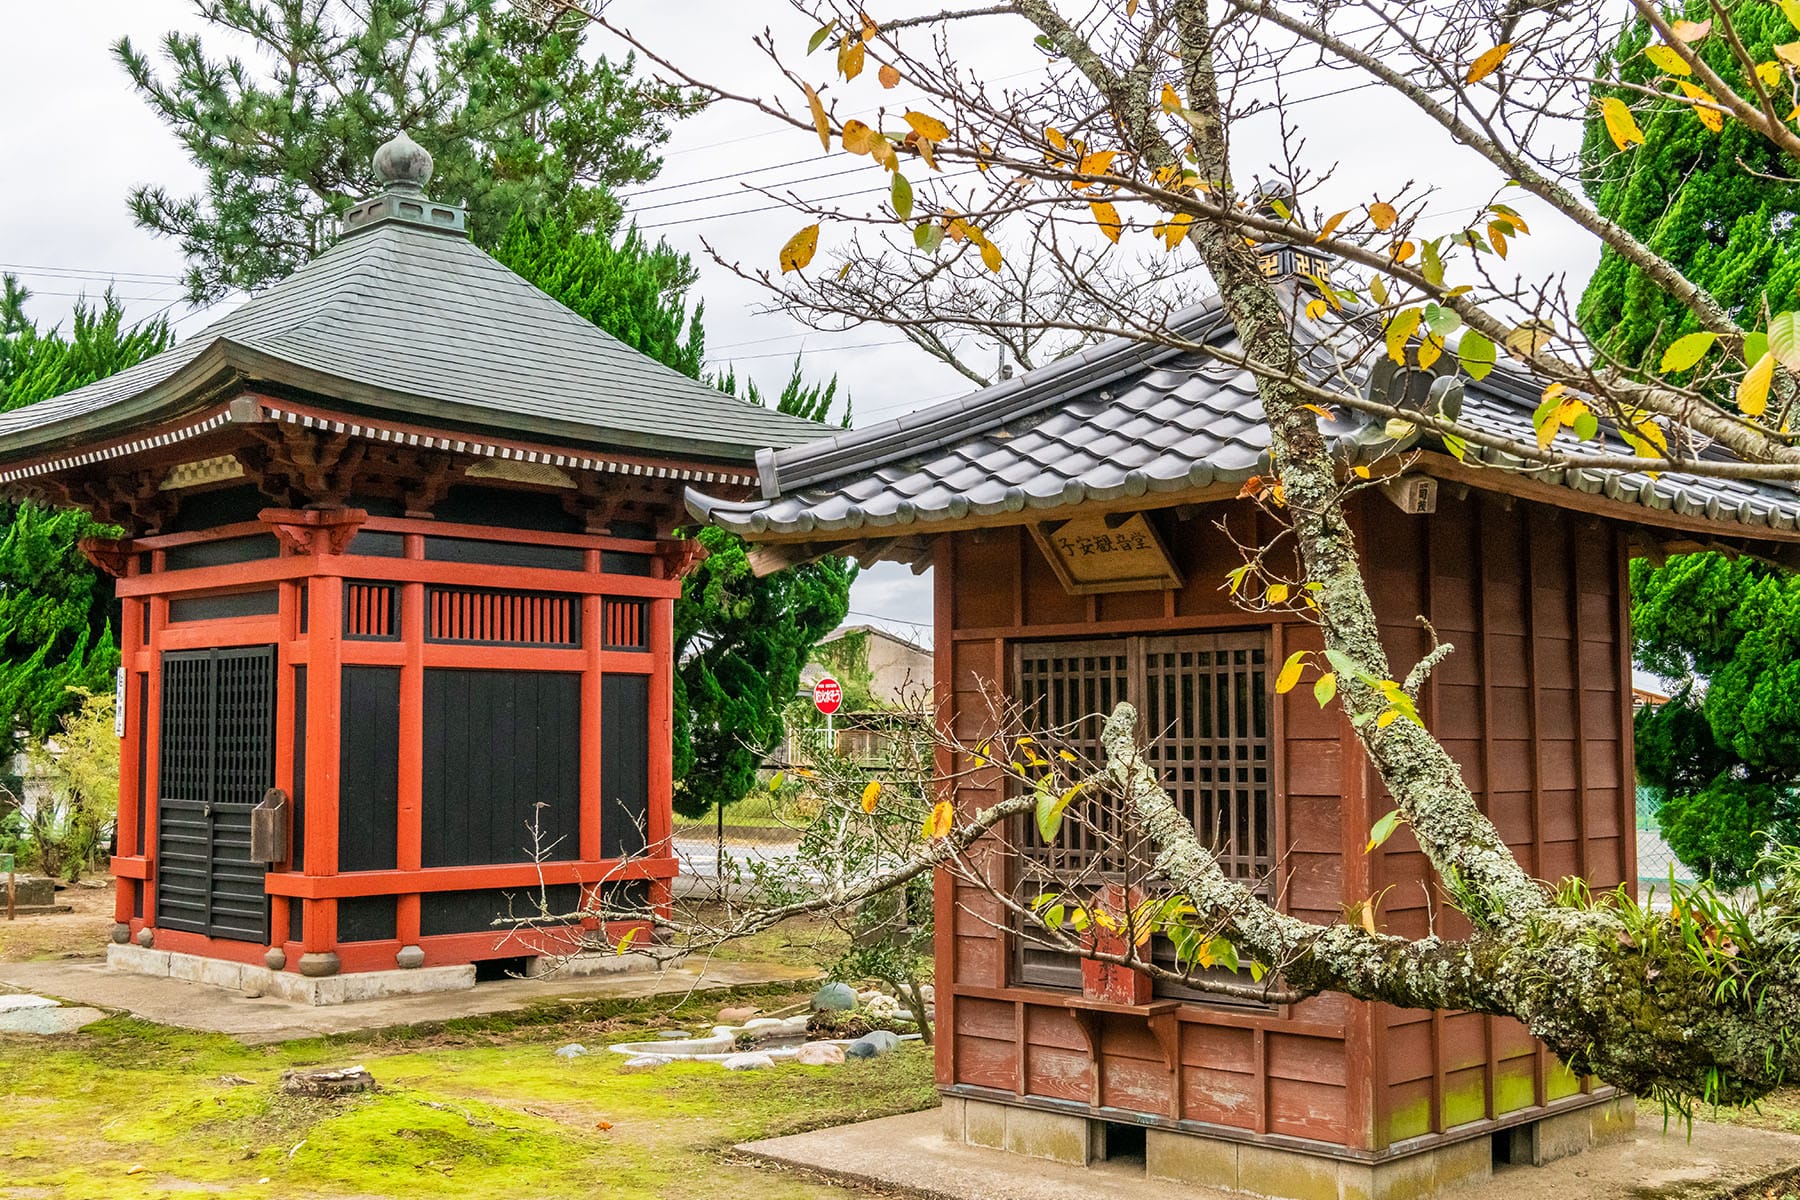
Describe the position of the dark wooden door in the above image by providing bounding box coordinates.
[155,646,276,942]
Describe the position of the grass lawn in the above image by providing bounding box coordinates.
[0,981,937,1199]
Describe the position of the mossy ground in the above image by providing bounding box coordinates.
[0,984,937,1199]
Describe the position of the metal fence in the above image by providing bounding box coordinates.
[669,793,815,899]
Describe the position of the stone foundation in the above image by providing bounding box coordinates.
[107,944,475,1006]
[941,1094,1636,1200]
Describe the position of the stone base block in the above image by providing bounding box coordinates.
[1529,1096,1635,1165]
[1149,1130,1492,1200]
[942,1096,1091,1165]
[523,952,658,980]
[107,943,476,1006]
[945,1094,1635,1200]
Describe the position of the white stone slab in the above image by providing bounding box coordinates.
[0,994,60,1013]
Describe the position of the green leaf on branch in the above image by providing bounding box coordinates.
[891,172,914,220]
[1458,329,1496,380]
[914,222,943,254]
[1035,780,1084,842]
[1770,311,1800,370]
[1314,671,1338,707]
[807,21,837,53]
[1660,331,1716,372]
[1366,809,1404,852]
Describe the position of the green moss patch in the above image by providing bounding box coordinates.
[0,996,936,1199]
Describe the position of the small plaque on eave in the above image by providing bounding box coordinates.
[1029,511,1183,595]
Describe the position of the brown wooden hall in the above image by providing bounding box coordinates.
[690,276,1800,1196]
[0,135,828,991]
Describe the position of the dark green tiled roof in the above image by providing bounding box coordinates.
[0,220,830,465]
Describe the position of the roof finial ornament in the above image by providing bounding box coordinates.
[373,131,433,193]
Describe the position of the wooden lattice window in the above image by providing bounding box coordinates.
[602,598,649,651]
[344,581,400,640]
[1010,632,1273,999]
[425,586,579,647]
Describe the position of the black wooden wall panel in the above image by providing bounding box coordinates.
[421,669,581,867]
[420,884,580,937]
[338,666,400,872]
[291,665,307,872]
[337,894,397,942]
[601,674,650,860]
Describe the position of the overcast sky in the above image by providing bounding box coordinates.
[0,2,1605,649]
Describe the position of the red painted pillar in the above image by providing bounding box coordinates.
[646,587,676,914]
[579,551,604,864]
[301,572,344,961]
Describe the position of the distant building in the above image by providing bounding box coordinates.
[788,625,933,769]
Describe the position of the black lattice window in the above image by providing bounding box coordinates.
[1010,632,1272,1000]
[425,586,579,647]
[155,646,277,943]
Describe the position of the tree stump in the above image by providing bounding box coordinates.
[279,1066,375,1097]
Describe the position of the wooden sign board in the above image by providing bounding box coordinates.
[1030,511,1183,596]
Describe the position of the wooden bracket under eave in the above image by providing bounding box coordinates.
[259,506,369,556]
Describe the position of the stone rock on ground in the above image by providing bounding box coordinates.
[654,1030,691,1040]
[795,1042,846,1066]
[811,982,857,1011]
[742,1017,788,1032]
[553,1043,589,1059]
[0,1005,106,1035]
[0,994,61,1013]
[844,1039,879,1060]
[279,1066,375,1096]
[719,1005,760,1023]
[622,1055,673,1071]
[860,1030,902,1052]
[722,1052,775,1071]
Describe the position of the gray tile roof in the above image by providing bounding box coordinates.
[688,294,1800,542]
[0,220,831,465]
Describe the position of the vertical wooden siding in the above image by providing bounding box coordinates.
[937,490,1630,1157]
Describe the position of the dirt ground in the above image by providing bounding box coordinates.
[0,875,115,963]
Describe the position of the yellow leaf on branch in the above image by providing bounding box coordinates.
[1369,201,1398,231]
[922,800,955,839]
[841,119,876,155]
[1670,18,1711,41]
[804,83,831,152]
[1643,43,1691,75]
[1465,42,1512,83]
[1073,149,1117,187]
[838,37,866,81]
[979,237,1003,271]
[1160,82,1180,111]
[1091,200,1123,243]
[906,110,951,142]
[1600,96,1646,150]
[779,224,820,273]
[1741,351,1776,416]
[879,62,901,88]
[861,780,882,813]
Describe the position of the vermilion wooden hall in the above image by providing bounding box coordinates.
[693,244,1800,1198]
[0,135,826,989]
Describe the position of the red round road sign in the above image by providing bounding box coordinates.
[813,677,844,716]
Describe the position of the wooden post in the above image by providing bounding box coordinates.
[5,854,15,921]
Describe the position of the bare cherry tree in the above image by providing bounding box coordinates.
[551,0,1800,1111]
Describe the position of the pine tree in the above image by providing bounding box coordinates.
[1578,2,1800,370]
[0,280,173,753]
[115,0,698,300]
[1577,2,1800,882]
[488,224,854,816]
[671,363,855,818]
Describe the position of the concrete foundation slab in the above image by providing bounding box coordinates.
[737,1106,1800,1200]
[106,943,476,1006]
[0,953,817,1044]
